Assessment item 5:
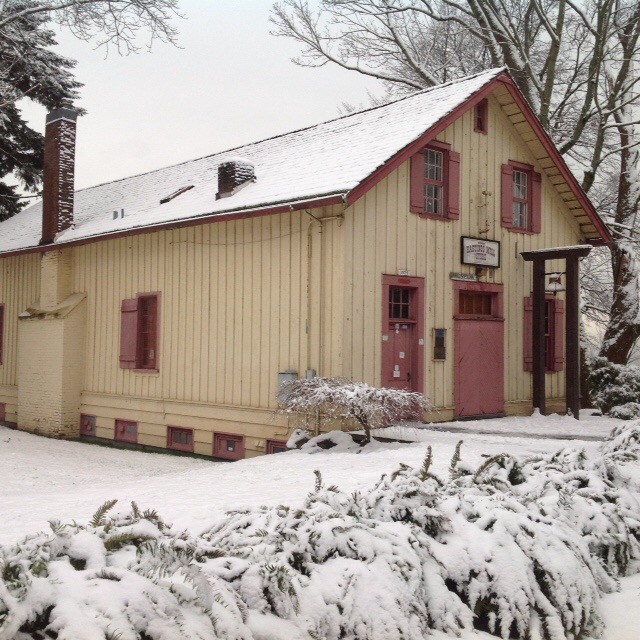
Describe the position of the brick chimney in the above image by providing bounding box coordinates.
[41,106,78,245]
[217,158,255,199]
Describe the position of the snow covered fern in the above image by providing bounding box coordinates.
[2,421,640,640]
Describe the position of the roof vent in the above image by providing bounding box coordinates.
[217,158,255,199]
[112,209,124,220]
[160,185,194,204]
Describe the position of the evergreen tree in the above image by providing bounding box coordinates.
[0,3,81,220]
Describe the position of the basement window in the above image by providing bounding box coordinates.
[214,432,245,461]
[266,440,288,454]
[167,426,194,453]
[80,414,96,436]
[160,185,194,204]
[115,419,138,444]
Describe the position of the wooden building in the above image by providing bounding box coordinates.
[0,69,611,458]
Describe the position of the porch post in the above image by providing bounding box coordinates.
[532,258,546,415]
[565,255,580,419]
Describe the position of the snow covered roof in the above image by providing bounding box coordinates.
[0,67,609,254]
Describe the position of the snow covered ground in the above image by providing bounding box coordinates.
[1,411,638,639]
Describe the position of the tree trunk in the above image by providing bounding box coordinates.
[599,138,640,364]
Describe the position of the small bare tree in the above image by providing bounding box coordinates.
[278,376,433,443]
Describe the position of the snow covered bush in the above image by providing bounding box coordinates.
[3,422,640,640]
[588,356,640,414]
[610,402,640,420]
[278,377,433,443]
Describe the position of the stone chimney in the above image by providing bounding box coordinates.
[41,106,78,245]
[217,158,255,199]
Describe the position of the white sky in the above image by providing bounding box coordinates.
[20,0,380,190]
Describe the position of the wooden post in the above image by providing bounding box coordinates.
[532,258,546,415]
[565,255,580,419]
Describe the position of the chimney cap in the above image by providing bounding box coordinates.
[46,107,78,125]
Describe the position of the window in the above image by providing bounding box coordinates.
[512,170,528,229]
[523,296,564,372]
[213,432,245,461]
[266,440,288,455]
[138,295,158,370]
[389,287,411,320]
[80,414,96,436]
[501,162,542,233]
[459,291,493,316]
[410,142,460,219]
[474,98,488,134]
[425,148,444,215]
[120,293,160,371]
[115,419,138,444]
[0,304,4,365]
[167,426,194,453]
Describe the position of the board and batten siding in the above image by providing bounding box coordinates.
[0,253,41,422]
[72,210,344,456]
[340,95,583,417]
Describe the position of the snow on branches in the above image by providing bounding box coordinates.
[2,422,640,639]
[278,376,434,443]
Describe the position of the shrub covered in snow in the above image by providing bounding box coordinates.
[588,356,640,414]
[2,422,640,640]
[278,377,433,443]
[610,402,640,420]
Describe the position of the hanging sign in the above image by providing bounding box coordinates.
[461,236,500,268]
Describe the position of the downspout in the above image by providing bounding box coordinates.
[303,207,345,435]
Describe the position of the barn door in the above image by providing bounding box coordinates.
[381,276,424,392]
[454,284,505,418]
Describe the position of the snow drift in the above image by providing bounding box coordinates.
[2,422,640,640]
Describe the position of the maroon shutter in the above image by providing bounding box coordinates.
[120,298,139,369]
[552,299,565,371]
[524,296,533,372]
[410,152,425,213]
[0,304,4,365]
[531,171,542,233]
[447,150,461,219]
[501,164,513,228]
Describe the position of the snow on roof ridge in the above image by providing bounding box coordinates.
[72,67,507,196]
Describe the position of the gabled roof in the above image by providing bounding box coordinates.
[0,68,610,255]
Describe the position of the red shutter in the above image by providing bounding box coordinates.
[0,304,4,365]
[120,298,139,369]
[552,299,565,372]
[410,152,425,213]
[501,164,513,228]
[531,171,542,233]
[523,296,533,372]
[447,150,461,219]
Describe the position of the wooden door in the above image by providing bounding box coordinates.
[454,285,504,417]
[381,276,424,392]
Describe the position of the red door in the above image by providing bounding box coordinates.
[382,276,424,392]
[454,285,504,417]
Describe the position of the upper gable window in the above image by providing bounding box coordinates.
[501,161,542,233]
[474,99,488,134]
[410,141,460,220]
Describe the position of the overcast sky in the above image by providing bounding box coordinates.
[20,0,380,190]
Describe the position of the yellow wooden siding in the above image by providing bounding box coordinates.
[340,95,583,413]
[72,210,344,451]
[0,254,41,421]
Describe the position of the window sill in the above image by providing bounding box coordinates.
[454,314,505,322]
[506,226,537,235]
[133,368,160,374]
[410,209,457,222]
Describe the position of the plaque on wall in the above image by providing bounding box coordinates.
[461,236,500,268]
